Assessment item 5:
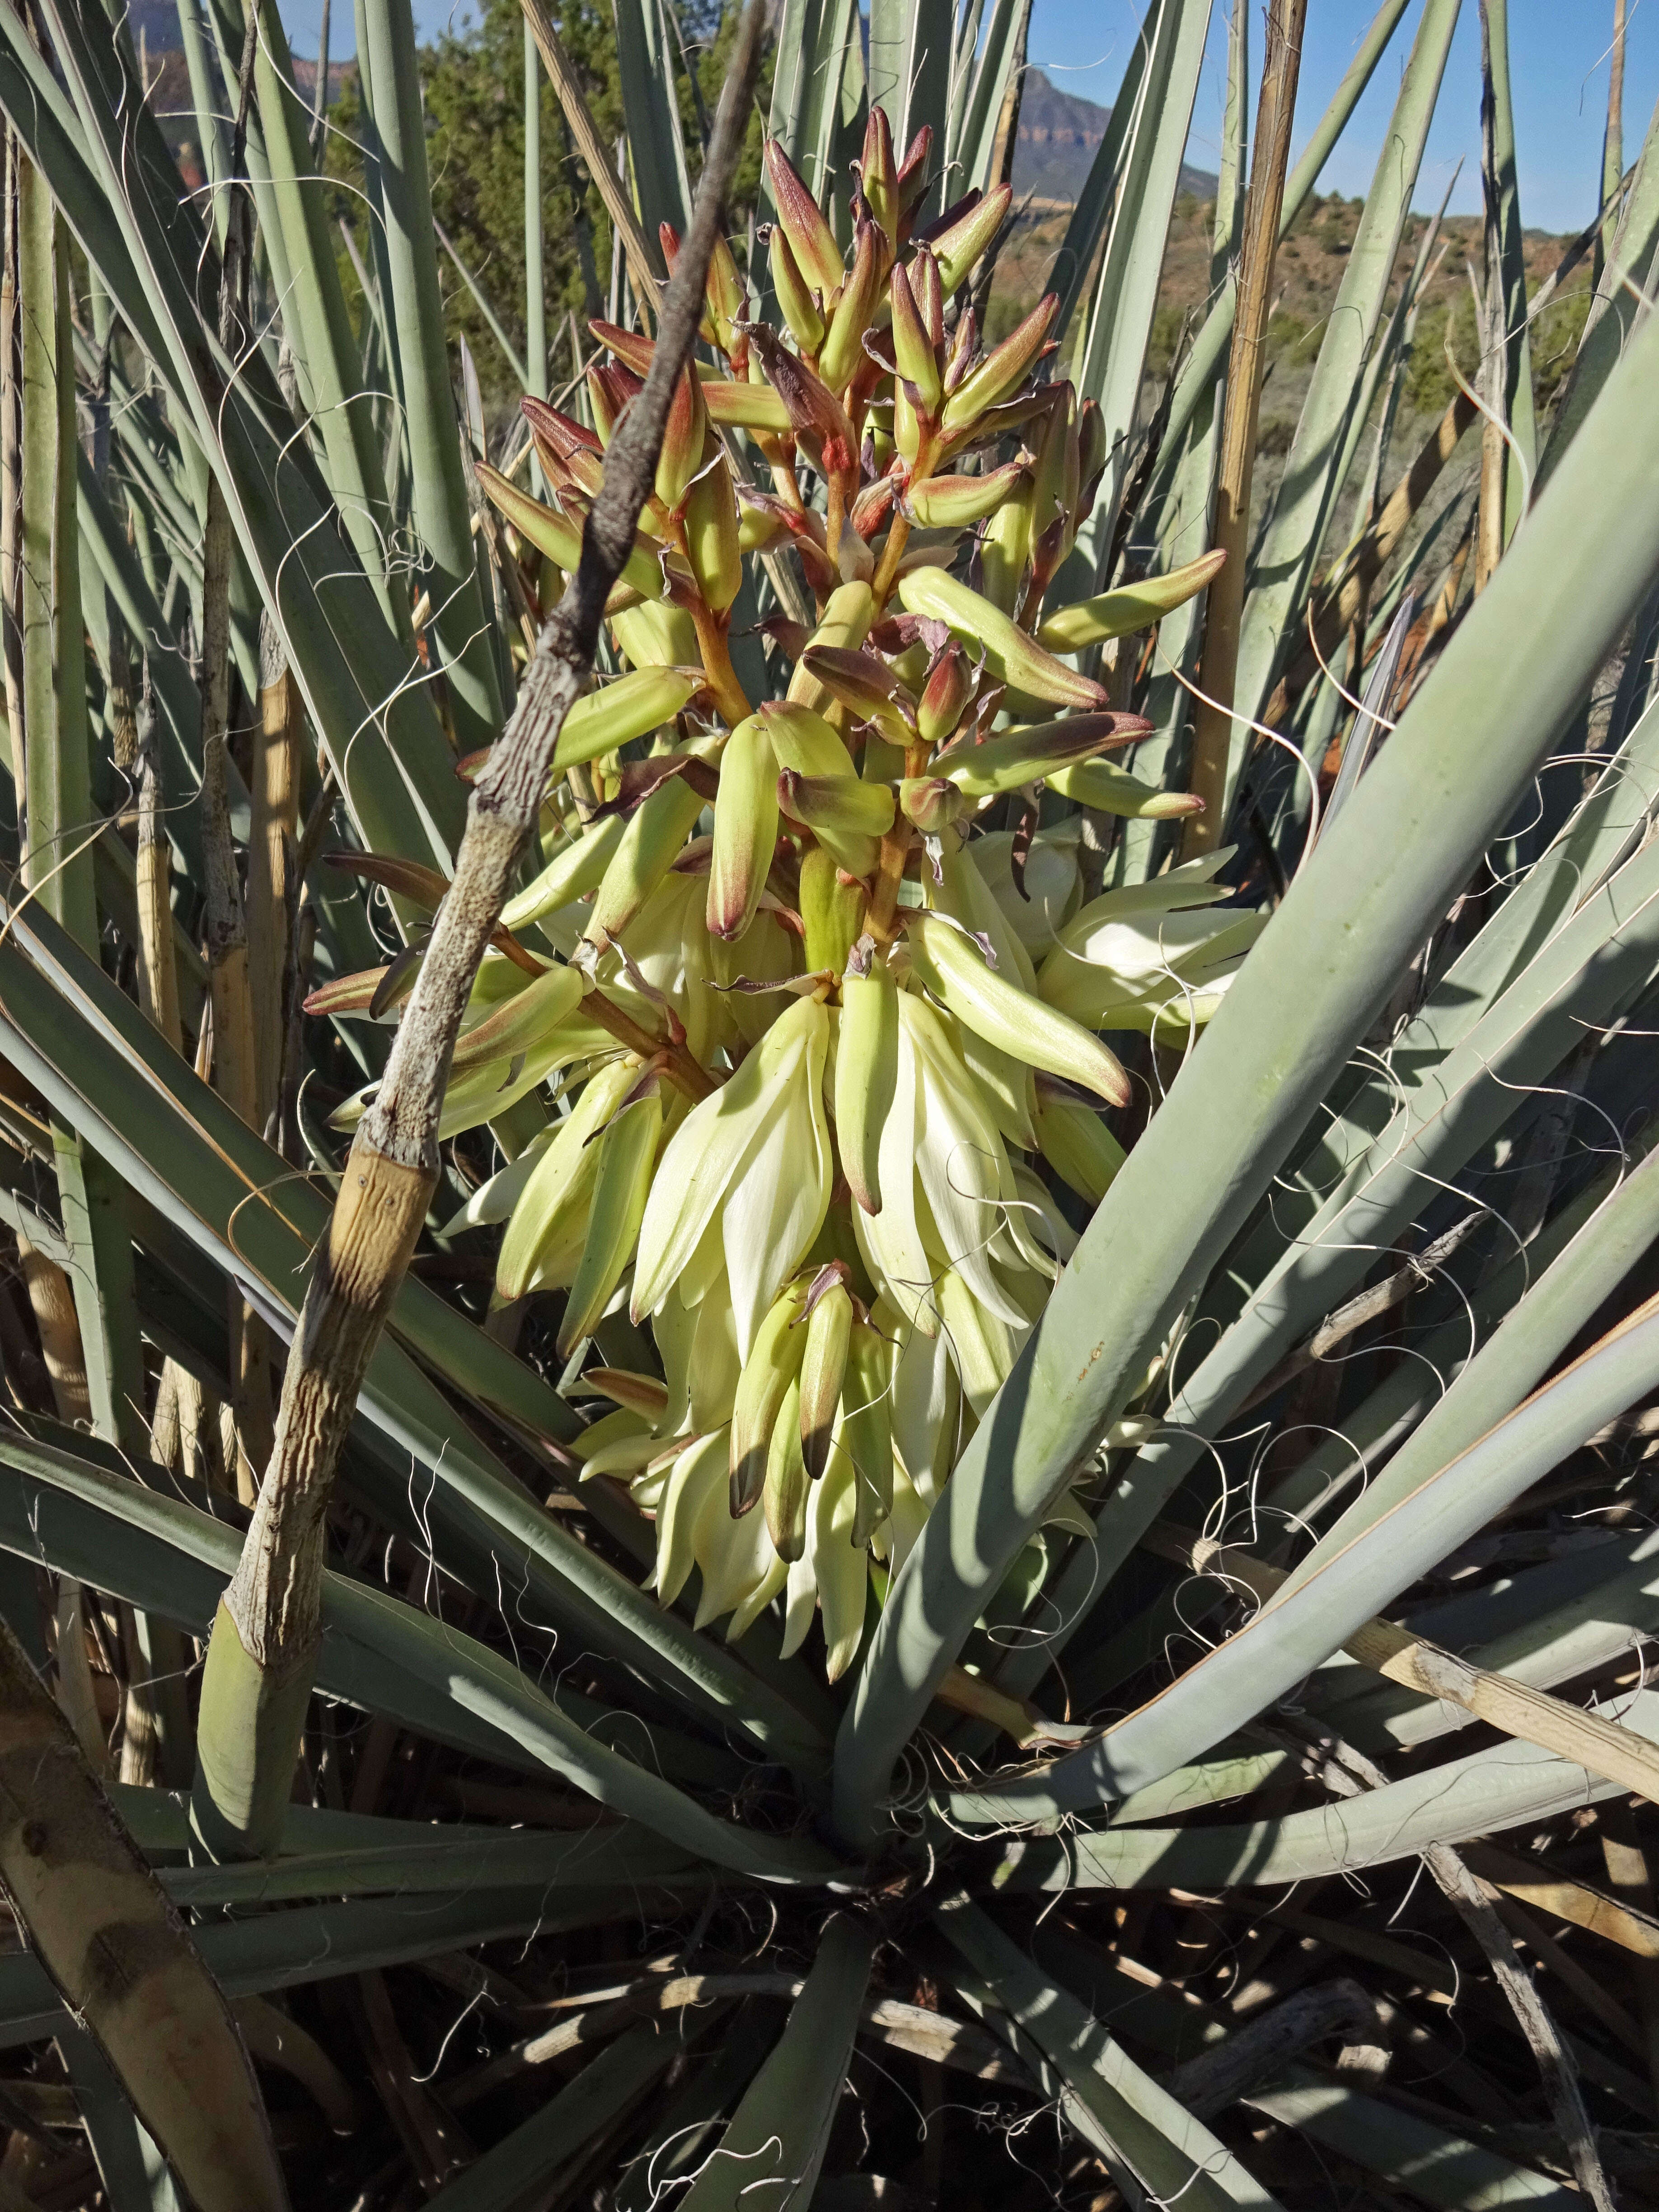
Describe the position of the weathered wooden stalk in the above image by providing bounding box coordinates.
[1182,0,1308,857]
[0,1615,287,2211]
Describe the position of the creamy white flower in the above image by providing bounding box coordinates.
[852,991,1027,1334]
[653,1270,741,1439]
[633,994,832,1358]
[1037,850,1266,1032]
[780,1455,866,1679]
[968,825,1083,954]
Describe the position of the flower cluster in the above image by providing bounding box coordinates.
[326,108,1252,1678]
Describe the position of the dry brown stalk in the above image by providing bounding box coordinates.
[1182,0,1308,856]
[0,1614,288,2210]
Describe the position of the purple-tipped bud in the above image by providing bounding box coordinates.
[890,262,942,414]
[918,640,973,746]
[895,126,933,234]
[769,223,826,354]
[763,136,845,299]
[899,777,966,834]
[926,183,1012,297]
[911,247,945,351]
[818,217,883,391]
[940,294,1059,433]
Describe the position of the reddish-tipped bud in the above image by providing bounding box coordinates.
[941,293,1059,433]
[899,776,966,834]
[800,644,916,744]
[655,365,708,513]
[763,136,844,299]
[849,473,898,541]
[748,327,860,485]
[520,402,605,498]
[895,125,933,235]
[927,183,1012,297]
[769,223,826,353]
[589,318,656,375]
[918,640,973,746]
[859,105,899,244]
[586,361,642,448]
[706,230,749,367]
[661,220,720,350]
[521,394,601,459]
[911,246,944,350]
[818,217,883,391]
[889,262,942,414]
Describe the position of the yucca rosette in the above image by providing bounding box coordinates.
[316,104,1255,1681]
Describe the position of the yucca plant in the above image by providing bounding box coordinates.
[0,0,1655,2201]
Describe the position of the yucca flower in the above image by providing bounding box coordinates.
[382,98,1243,1678]
[632,992,832,1358]
[1037,850,1271,1035]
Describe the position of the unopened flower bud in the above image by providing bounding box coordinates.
[910,246,945,350]
[683,447,743,613]
[940,294,1059,434]
[799,1270,854,1480]
[798,845,867,974]
[764,137,844,298]
[655,364,708,513]
[818,217,883,391]
[899,777,966,834]
[660,220,720,351]
[918,641,973,745]
[769,223,826,354]
[800,643,915,744]
[1077,396,1107,508]
[926,183,1012,297]
[897,566,1109,708]
[895,126,933,232]
[586,360,640,447]
[890,262,942,414]
[859,106,899,244]
[902,459,1027,529]
[708,715,779,942]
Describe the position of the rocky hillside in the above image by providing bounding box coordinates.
[1011,69,1216,205]
[991,180,1592,435]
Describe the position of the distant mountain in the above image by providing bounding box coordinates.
[1012,69,1216,206]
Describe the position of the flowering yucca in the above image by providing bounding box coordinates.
[323,107,1232,1679]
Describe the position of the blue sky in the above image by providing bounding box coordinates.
[284,0,1656,234]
